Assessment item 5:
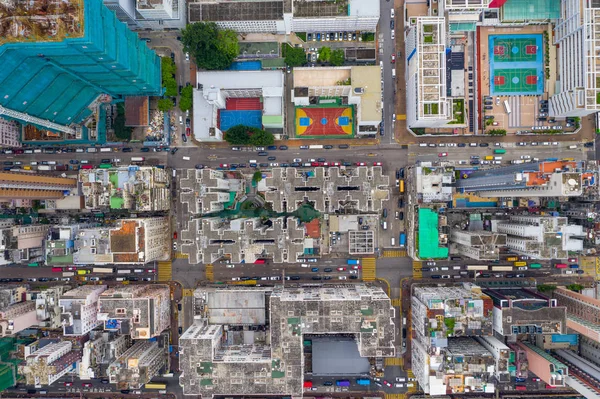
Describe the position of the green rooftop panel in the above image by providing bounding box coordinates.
[418,208,449,259]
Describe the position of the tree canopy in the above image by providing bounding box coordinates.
[224,124,275,146]
[250,129,275,146]
[161,57,178,96]
[330,49,345,66]
[181,22,238,70]
[179,85,193,112]
[318,47,331,62]
[284,44,307,67]
[157,98,174,112]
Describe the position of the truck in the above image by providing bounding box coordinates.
[37,165,52,171]
[399,232,406,247]
[63,272,75,277]
[347,259,360,265]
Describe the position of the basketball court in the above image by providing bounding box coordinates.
[488,34,544,96]
[295,106,354,138]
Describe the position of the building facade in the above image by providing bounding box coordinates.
[550,0,600,117]
[495,216,584,259]
[97,285,171,339]
[21,341,82,387]
[107,340,166,389]
[0,118,21,148]
[59,285,107,336]
[0,0,161,144]
[0,172,77,201]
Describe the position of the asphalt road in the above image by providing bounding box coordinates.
[379,0,396,145]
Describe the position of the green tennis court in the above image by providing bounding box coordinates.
[492,37,538,63]
[492,68,539,94]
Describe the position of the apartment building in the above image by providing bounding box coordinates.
[0,118,21,148]
[59,286,107,336]
[107,340,166,389]
[21,341,81,387]
[0,171,77,201]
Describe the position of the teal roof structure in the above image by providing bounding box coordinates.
[418,207,449,259]
[0,0,161,129]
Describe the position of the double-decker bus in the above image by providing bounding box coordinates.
[494,148,507,154]
[92,267,115,273]
[51,267,63,273]
[555,263,568,269]
[529,263,542,269]
[99,163,112,169]
[491,265,513,271]
[467,265,488,271]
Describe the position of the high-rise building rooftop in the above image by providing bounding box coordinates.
[0,0,161,144]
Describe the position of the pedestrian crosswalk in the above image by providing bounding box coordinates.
[158,261,172,282]
[391,298,401,307]
[385,357,404,367]
[385,394,405,399]
[362,257,376,281]
[406,369,415,378]
[183,289,194,297]
[413,261,422,279]
[175,252,188,259]
[205,264,213,282]
[383,250,406,258]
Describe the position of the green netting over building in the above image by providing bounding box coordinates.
[0,337,34,390]
[418,208,449,259]
[500,0,560,22]
[0,0,162,144]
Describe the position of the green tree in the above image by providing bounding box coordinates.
[157,98,174,112]
[566,284,584,292]
[249,129,275,146]
[225,124,252,145]
[179,85,193,112]
[330,49,345,66]
[537,284,557,293]
[318,47,331,62]
[164,79,178,97]
[284,44,307,67]
[252,171,263,183]
[161,56,176,80]
[181,22,238,70]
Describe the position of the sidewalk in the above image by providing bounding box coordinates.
[196,137,380,149]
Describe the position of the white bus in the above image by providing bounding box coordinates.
[503,100,511,114]
[309,145,323,149]
[130,157,145,162]
[93,267,115,274]
[467,265,488,271]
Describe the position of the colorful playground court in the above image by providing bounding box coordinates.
[295,106,354,138]
[219,98,263,132]
[488,34,544,96]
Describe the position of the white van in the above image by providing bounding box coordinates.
[34,149,42,154]
[391,237,395,246]
[134,269,144,273]
[75,148,85,153]
[391,8,395,18]
[86,147,97,153]
[116,277,126,282]
[172,169,177,177]
[182,156,190,161]
[47,161,56,165]
[100,147,112,152]
[179,115,183,125]
[392,69,396,79]
[382,221,388,230]
[494,156,503,160]
[80,160,89,164]
[568,144,577,149]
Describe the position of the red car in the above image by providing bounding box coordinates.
[391,54,396,63]
[147,269,156,273]
[532,377,540,382]
[373,161,382,166]
[438,152,448,157]
[220,164,228,168]
[568,257,578,263]
[352,265,361,270]
[173,232,178,239]
[337,267,347,271]
[82,383,92,388]
[311,162,319,166]
[66,266,77,271]
[355,162,366,166]
[332,162,340,166]
[383,380,392,387]
[64,382,73,387]
[186,127,191,136]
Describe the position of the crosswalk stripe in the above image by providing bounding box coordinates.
[391,298,401,307]
[362,257,376,281]
[175,252,189,259]
[383,250,406,258]
[385,357,403,366]
[158,261,172,282]
[385,394,405,399]
[205,264,214,282]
